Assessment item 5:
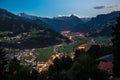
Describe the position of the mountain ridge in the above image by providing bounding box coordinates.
[5,8,120,37]
[18,13,90,32]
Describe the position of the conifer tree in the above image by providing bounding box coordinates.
[112,14,120,77]
[0,44,8,79]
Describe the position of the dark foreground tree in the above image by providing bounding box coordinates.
[74,49,85,60]
[61,56,73,71]
[45,56,72,80]
[88,45,101,58]
[5,57,40,80]
[0,46,8,79]
[112,14,120,77]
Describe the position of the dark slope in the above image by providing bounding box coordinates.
[88,20,116,37]
[73,11,120,36]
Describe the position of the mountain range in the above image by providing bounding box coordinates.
[18,13,91,32]
[0,8,70,49]
[18,11,120,37]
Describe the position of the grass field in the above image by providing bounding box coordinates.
[94,37,111,45]
[36,47,54,61]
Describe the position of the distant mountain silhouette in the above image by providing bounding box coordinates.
[72,11,120,37]
[0,8,70,49]
[18,13,90,32]
[53,14,84,28]
[88,20,116,37]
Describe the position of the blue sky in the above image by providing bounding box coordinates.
[0,0,120,17]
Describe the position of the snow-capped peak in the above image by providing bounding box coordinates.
[58,14,91,18]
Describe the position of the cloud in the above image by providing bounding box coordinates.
[93,5,120,9]
[58,14,71,17]
[93,6,105,9]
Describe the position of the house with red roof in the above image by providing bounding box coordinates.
[96,54,113,75]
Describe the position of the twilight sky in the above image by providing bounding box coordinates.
[0,0,120,17]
